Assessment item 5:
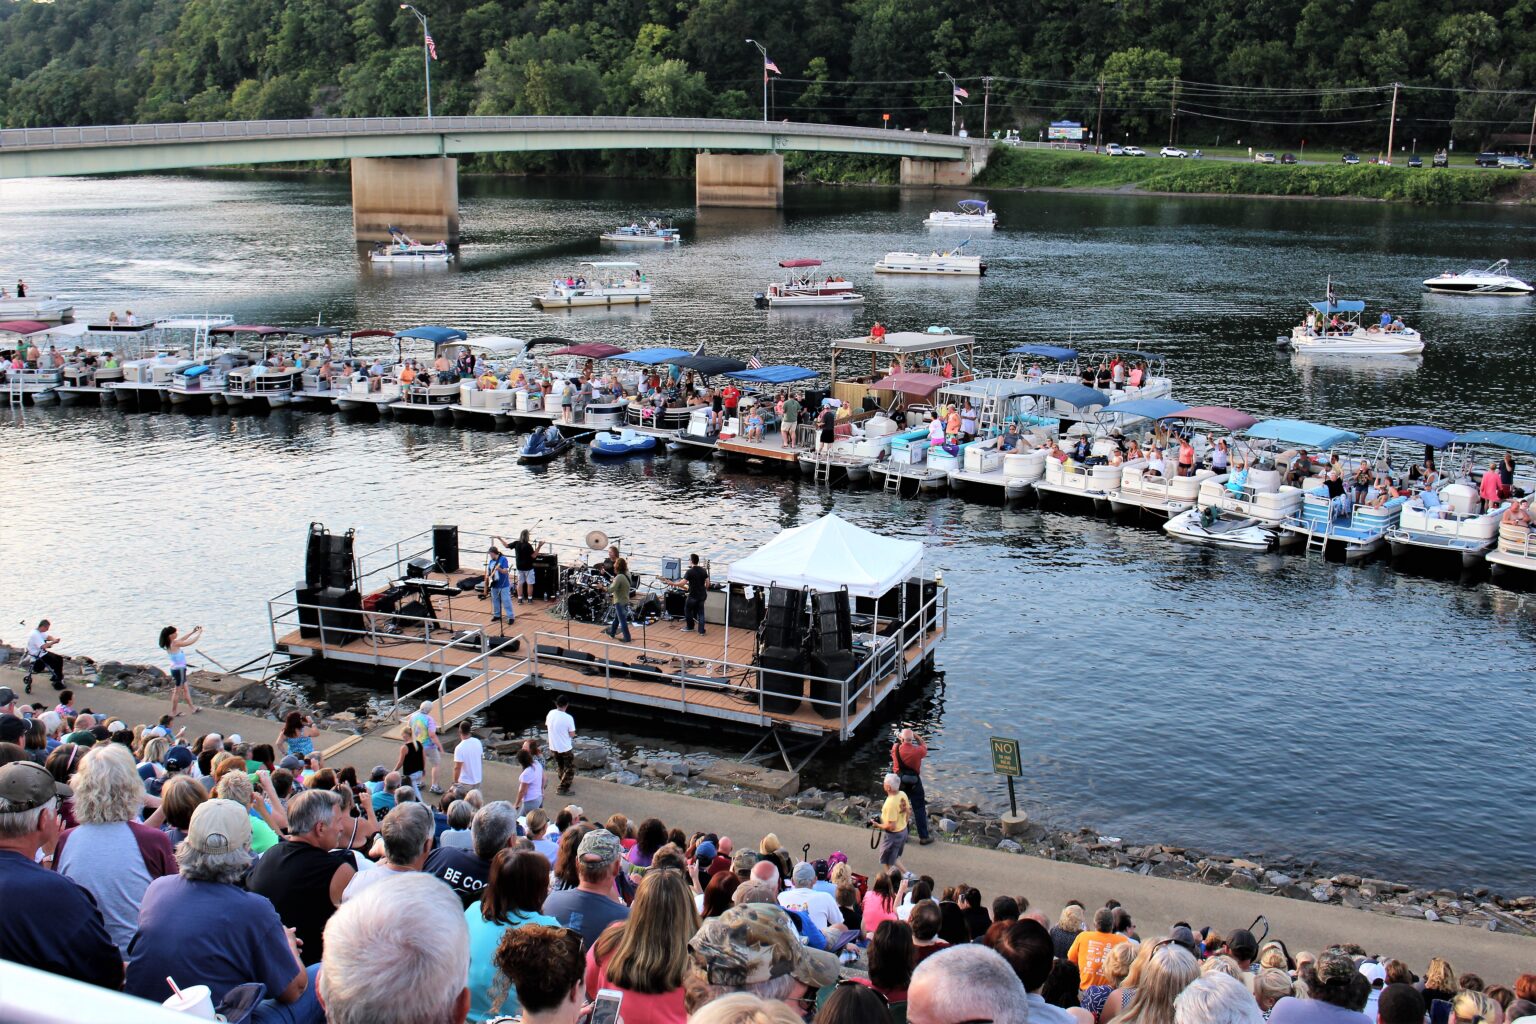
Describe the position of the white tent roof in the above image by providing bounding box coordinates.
[727,514,923,598]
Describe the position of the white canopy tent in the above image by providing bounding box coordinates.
[728,514,923,598]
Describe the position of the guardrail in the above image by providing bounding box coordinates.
[0,116,982,153]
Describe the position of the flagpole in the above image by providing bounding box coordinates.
[746,39,769,122]
[940,71,956,136]
[400,4,432,118]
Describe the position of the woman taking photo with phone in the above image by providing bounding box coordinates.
[158,624,203,718]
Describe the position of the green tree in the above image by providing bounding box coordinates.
[1101,47,1181,141]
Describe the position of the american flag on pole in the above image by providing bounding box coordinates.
[764,57,781,75]
[425,33,438,60]
[953,85,968,103]
[747,350,764,370]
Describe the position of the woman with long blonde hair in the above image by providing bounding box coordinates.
[587,868,699,1023]
[1424,958,1458,1005]
[1109,941,1200,1024]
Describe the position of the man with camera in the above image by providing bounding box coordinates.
[891,727,934,846]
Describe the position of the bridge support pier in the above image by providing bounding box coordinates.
[899,149,988,187]
[695,153,783,208]
[351,156,460,244]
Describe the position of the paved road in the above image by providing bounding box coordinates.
[44,677,1536,981]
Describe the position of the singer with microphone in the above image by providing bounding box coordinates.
[484,545,515,625]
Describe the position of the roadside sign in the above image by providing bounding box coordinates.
[990,736,1022,776]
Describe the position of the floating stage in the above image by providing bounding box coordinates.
[268,522,947,742]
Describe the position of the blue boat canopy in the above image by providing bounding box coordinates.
[1006,344,1078,362]
[1452,430,1536,455]
[394,326,468,344]
[1310,300,1367,314]
[1366,425,1457,449]
[729,365,818,384]
[1246,418,1359,449]
[1102,398,1188,422]
[1014,382,1109,409]
[958,199,989,211]
[613,346,691,365]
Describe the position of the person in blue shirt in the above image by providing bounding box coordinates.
[485,545,514,625]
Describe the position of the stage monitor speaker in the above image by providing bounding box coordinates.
[812,589,853,655]
[314,587,363,644]
[808,651,858,720]
[664,590,688,618]
[433,525,460,573]
[757,645,806,714]
[532,553,559,599]
[759,586,805,650]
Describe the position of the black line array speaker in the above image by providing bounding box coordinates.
[305,523,356,591]
[759,586,805,651]
[296,583,322,639]
[433,525,460,573]
[532,553,559,599]
[757,645,806,714]
[809,651,858,720]
[811,589,853,655]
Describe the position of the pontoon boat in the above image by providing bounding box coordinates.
[754,259,864,308]
[873,244,986,276]
[1422,260,1532,296]
[1287,295,1424,356]
[924,199,997,229]
[369,228,453,264]
[600,219,681,245]
[533,263,652,308]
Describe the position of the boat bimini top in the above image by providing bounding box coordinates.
[1245,418,1359,449]
[1005,344,1079,362]
[1366,425,1457,449]
[1451,430,1536,455]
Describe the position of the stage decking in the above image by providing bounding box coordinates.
[276,568,944,739]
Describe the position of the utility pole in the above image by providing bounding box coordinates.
[1094,77,1105,153]
[1169,77,1178,146]
[983,76,994,139]
[1385,81,1400,164]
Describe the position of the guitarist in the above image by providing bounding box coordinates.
[666,554,710,636]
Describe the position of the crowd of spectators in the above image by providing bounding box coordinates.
[0,696,1529,1024]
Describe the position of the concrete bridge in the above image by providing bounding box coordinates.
[0,115,987,241]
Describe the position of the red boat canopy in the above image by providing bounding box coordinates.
[548,343,628,358]
[779,258,823,268]
[211,325,285,335]
[0,320,50,335]
[1163,406,1258,432]
[870,372,947,397]
[350,329,396,339]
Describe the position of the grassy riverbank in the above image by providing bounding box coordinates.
[975,147,1519,204]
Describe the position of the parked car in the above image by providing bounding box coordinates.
[1279,153,1297,165]
[1497,155,1532,170]
[1341,152,1360,165]
[1253,152,1277,164]
[1105,143,1124,156]
[1432,150,1448,168]
[1123,145,1147,157]
[1476,152,1502,167]
[1407,154,1423,168]
[1159,146,1188,158]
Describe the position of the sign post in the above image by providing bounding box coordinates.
[990,736,1023,820]
[882,113,890,129]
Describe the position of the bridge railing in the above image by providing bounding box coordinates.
[0,115,982,152]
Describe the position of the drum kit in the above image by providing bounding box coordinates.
[553,529,618,624]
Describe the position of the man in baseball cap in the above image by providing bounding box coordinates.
[543,828,631,951]
[183,797,254,854]
[0,761,124,989]
[685,902,840,1013]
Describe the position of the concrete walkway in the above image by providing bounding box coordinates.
[49,681,1536,981]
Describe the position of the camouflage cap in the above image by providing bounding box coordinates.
[1315,950,1357,985]
[688,902,840,990]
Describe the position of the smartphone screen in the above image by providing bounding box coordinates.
[589,989,623,1024]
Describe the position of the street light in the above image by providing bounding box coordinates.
[745,39,770,122]
[400,4,432,118]
[938,71,959,137]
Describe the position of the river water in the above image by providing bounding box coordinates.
[3,171,1535,891]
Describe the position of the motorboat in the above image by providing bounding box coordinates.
[109,354,195,408]
[518,424,580,464]
[1166,506,1276,551]
[1424,430,1536,570]
[1280,483,1408,560]
[369,228,453,264]
[600,219,681,245]
[590,428,659,457]
[873,244,986,276]
[933,378,1060,499]
[224,364,303,409]
[334,370,402,416]
[1422,260,1532,296]
[533,262,651,309]
[167,350,252,408]
[1287,293,1424,356]
[924,199,997,229]
[0,296,74,323]
[1110,406,1258,518]
[754,259,864,308]
[1,364,64,404]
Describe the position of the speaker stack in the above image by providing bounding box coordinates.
[295,583,364,642]
[757,586,807,714]
[432,525,460,573]
[305,523,356,591]
[808,589,855,719]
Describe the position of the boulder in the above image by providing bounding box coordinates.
[573,747,608,770]
[997,839,1023,854]
[1228,871,1260,891]
[936,817,959,834]
[1265,871,1294,887]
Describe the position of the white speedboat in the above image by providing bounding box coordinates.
[369,228,452,264]
[873,246,986,276]
[924,199,996,229]
[600,219,681,245]
[754,259,863,308]
[1423,260,1532,296]
[1288,294,1424,356]
[0,296,74,322]
[533,262,652,308]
